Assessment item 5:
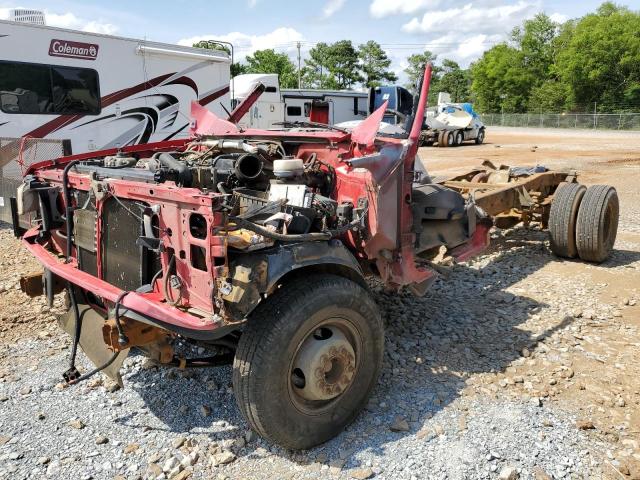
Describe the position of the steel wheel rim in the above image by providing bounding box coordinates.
[287,317,361,416]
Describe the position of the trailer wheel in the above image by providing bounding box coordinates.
[576,185,619,263]
[439,131,454,147]
[475,128,485,145]
[454,130,464,146]
[232,274,384,450]
[548,182,586,258]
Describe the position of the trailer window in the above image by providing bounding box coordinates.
[0,61,100,115]
[303,102,311,117]
[287,105,302,117]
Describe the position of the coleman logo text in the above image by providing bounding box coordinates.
[49,39,99,60]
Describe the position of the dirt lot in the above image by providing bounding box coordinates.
[0,127,639,480]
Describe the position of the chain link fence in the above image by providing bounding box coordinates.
[0,137,71,224]
[480,113,640,130]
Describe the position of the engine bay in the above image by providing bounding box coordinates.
[67,137,366,250]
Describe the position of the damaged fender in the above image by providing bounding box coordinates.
[223,239,365,319]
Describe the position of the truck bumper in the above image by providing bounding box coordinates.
[22,227,220,335]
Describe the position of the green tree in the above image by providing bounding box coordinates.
[358,41,397,88]
[554,3,640,110]
[193,40,247,77]
[470,44,532,113]
[231,63,249,77]
[304,41,362,89]
[404,51,438,92]
[526,80,571,112]
[437,59,471,103]
[244,49,298,88]
[303,42,332,88]
[326,40,363,89]
[404,51,441,105]
[470,13,561,112]
[512,13,558,81]
[193,40,229,53]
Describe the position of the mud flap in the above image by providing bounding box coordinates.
[58,304,129,387]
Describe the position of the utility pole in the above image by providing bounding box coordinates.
[297,41,301,89]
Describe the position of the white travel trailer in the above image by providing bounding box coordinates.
[0,20,231,154]
[0,19,231,222]
[232,74,368,129]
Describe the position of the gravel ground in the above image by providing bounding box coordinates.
[1,128,639,480]
[2,226,634,480]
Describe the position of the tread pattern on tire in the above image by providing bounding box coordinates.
[576,185,619,263]
[549,182,586,258]
[232,274,383,449]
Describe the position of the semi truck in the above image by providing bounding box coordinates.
[420,92,486,147]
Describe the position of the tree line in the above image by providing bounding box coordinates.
[195,39,399,90]
[195,2,639,113]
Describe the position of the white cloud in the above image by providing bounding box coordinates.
[322,0,346,19]
[549,12,569,23]
[369,0,441,18]
[402,0,538,34]
[0,8,118,34]
[179,27,305,61]
[402,1,538,35]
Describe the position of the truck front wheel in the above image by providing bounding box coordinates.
[232,274,384,450]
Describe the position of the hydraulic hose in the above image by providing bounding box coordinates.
[62,160,81,262]
[68,352,120,385]
[67,282,82,369]
[113,291,131,347]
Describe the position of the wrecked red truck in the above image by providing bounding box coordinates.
[13,65,619,449]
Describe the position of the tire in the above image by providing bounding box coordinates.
[446,131,455,147]
[440,131,454,147]
[437,131,446,147]
[232,274,384,450]
[548,182,586,258]
[576,185,619,263]
[475,128,485,144]
[454,130,464,146]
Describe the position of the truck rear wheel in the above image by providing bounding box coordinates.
[232,274,384,450]
[576,185,619,263]
[549,182,586,258]
[439,131,454,147]
[454,130,464,146]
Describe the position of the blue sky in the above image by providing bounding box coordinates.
[2,0,639,80]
